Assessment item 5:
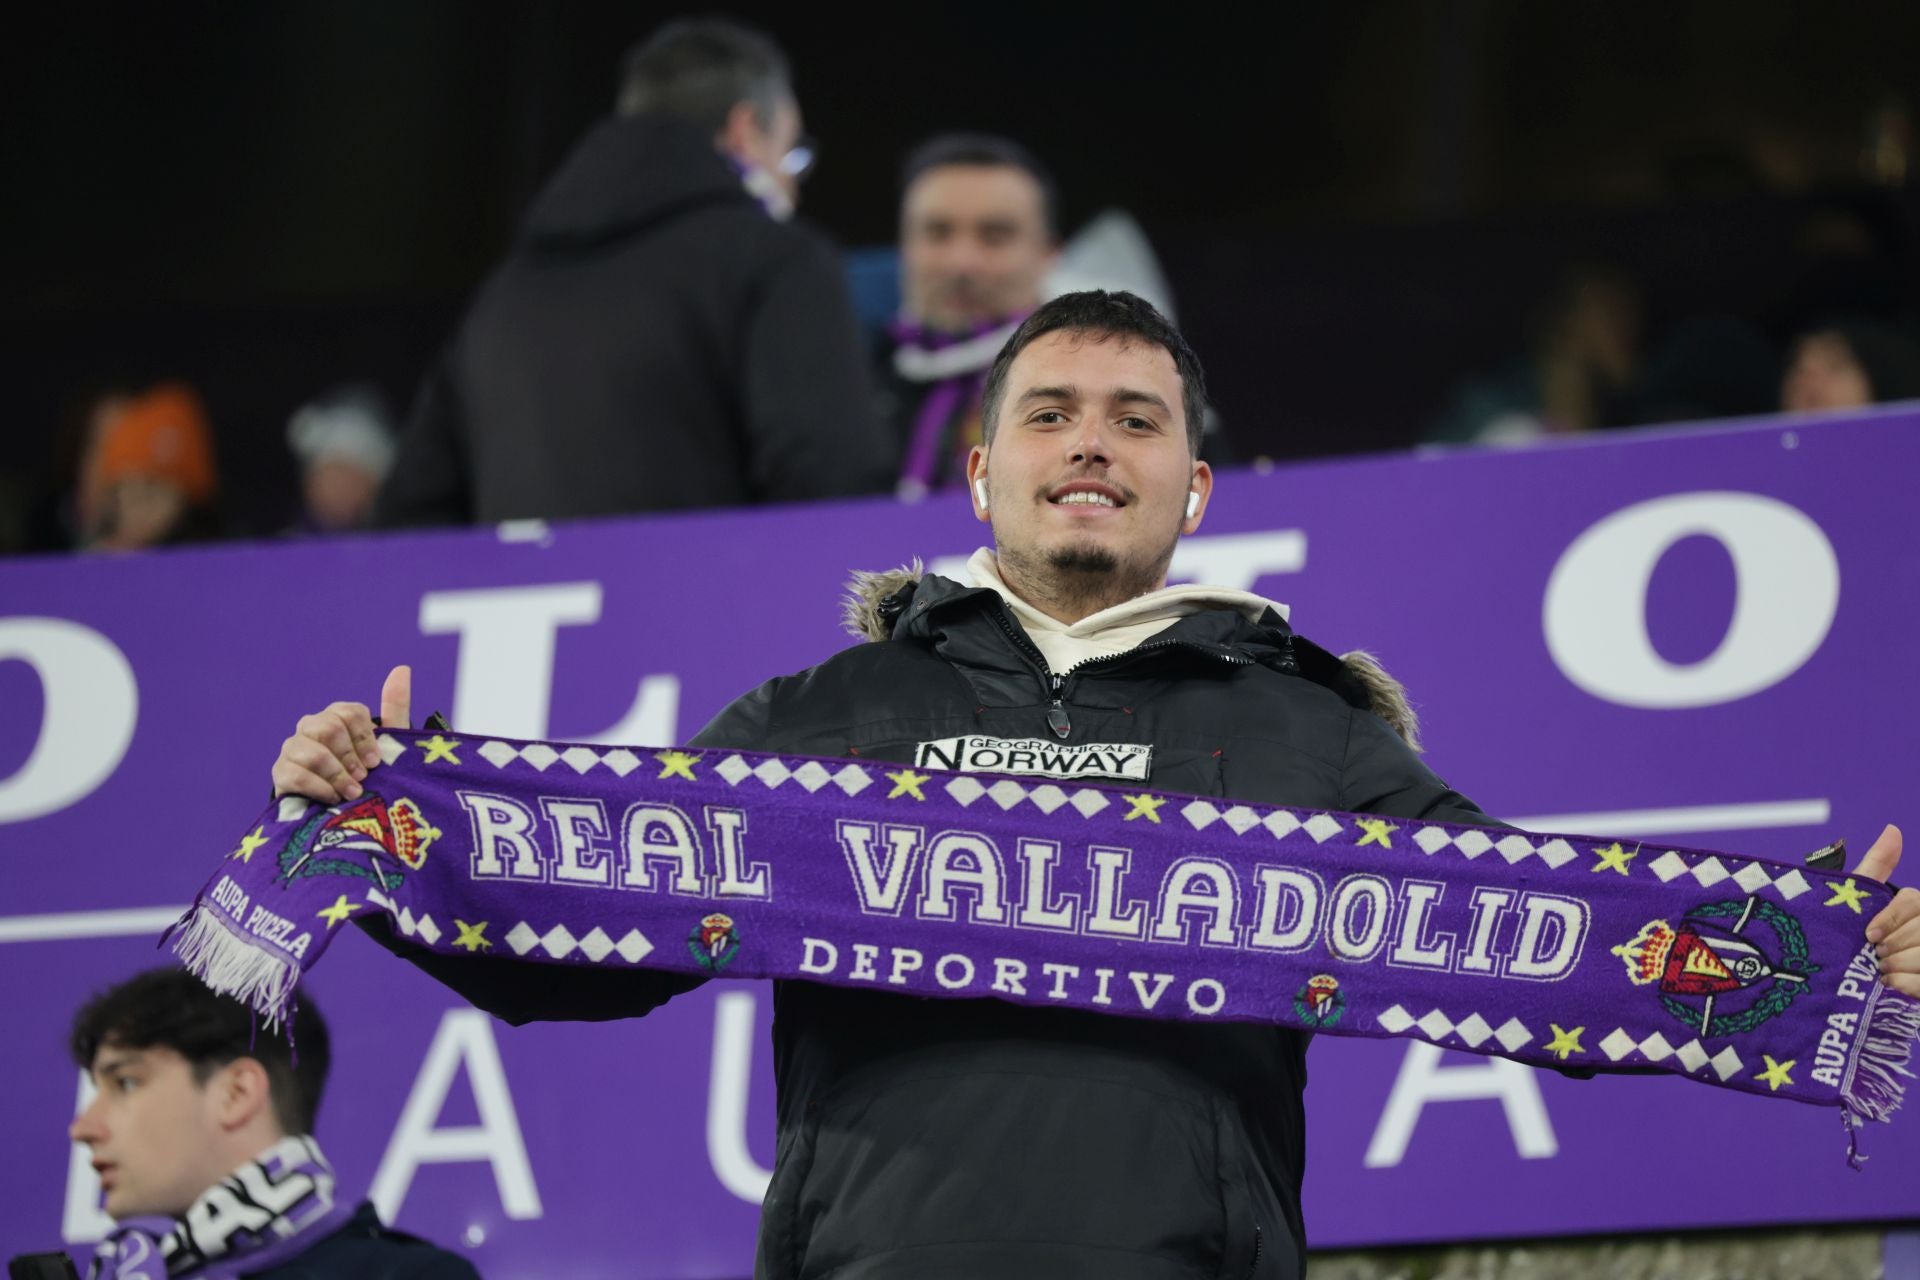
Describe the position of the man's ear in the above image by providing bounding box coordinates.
[716,99,761,162]
[213,1058,275,1134]
[1182,461,1214,535]
[965,447,991,524]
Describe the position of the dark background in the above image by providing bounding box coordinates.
[8,1,1920,537]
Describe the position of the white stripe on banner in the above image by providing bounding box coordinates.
[1508,798,1831,838]
[0,906,187,944]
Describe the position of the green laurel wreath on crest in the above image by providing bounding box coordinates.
[1293,990,1344,1028]
[275,808,401,889]
[689,925,744,971]
[1659,898,1818,1038]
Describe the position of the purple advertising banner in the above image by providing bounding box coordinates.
[3,407,1916,1275]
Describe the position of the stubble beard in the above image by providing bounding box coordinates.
[998,523,1182,624]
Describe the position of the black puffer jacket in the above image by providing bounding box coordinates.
[379,571,1494,1280]
[376,114,891,527]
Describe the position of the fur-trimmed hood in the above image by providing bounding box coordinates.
[840,562,1424,751]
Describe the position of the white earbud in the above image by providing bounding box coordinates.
[975,479,989,510]
[1186,491,1199,519]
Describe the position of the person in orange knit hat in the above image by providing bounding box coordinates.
[82,381,224,551]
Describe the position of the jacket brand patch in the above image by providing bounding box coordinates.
[914,736,1153,782]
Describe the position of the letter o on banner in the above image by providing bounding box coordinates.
[935,953,976,990]
[1543,492,1839,708]
[0,618,139,824]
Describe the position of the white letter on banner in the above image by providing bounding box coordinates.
[709,990,773,1202]
[371,1010,542,1220]
[461,792,544,880]
[0,618,138,825]
[1364,1041,1557,1167]
[544,799,612,886]
[1543,492,1839,708]
[1507,893,1589,981]
[417,583,679,741]
[63,1071,116,1244]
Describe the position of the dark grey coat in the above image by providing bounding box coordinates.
[377,115,891,527]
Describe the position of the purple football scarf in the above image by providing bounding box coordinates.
[171,728,1917,1162]
[86,1136,354,1279]
[890,313,1027,498]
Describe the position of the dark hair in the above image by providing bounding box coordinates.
[902,132,1060,240]
[616,18,792,134]
[980,290,1208,455]
[70,968,330,1136]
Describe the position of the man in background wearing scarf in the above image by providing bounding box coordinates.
[880,134,1060,500]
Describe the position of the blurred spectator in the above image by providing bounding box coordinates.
[1428,265,1643,445]
[67,968,475,1278]
[883,134,1059,498]
[378,18,887,528]
[18,387,131,552]
[287,383,397,534]
[80,382,224,551]
[1781,319,1920,413]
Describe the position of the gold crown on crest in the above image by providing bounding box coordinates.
[1611,919,1677,986]
[386,798,440,869]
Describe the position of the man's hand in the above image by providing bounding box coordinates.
[1858,824,1919,998]
[270,665,412,803]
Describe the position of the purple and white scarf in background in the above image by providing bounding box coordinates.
[172,729,1918,1163]
[87,1136,352,1279]
[890,312,1028,499]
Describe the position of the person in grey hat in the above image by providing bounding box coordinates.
[287,384,397,535]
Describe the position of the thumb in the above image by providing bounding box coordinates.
[1854,823,1903,885]
[380,664,412,731]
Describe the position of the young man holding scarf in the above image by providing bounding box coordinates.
[271,291,1917,1280]
[67,968,476,1280]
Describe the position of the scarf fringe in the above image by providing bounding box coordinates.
[1840,984,1920,1168]
[169,904,299,1030]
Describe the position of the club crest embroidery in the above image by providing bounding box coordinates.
[1294,974,1345,1028]
[1612,896,1817,1037]
[276,795,440,890]
[689,913,742,971]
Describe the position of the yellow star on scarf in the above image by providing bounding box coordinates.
[1123,793,1166,823]
[656,750,700,780]
[229,826,269,864]
[1356,818,1397,849]
[452,920,492,952]
[1756,1055,1795,1092]
[316,895,357,928]
[1825,877,1869,914]
[420,735,461,764]
[1545,1024,1585,1060]
[886,769,930,800]
[1592,842,1635,875]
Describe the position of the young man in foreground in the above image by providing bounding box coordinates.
[275,291,1915,1280]
[69,968,476,1279]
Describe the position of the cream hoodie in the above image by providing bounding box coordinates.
[964,546,1290,676]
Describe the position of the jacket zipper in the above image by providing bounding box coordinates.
[986,603,1257,740]
[1056,636,1257,697]
[986,605,1076,738]
[1248,1224,1263,1277]
[1046,675,1071,738]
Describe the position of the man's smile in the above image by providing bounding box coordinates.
[1046,480,1127,513]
